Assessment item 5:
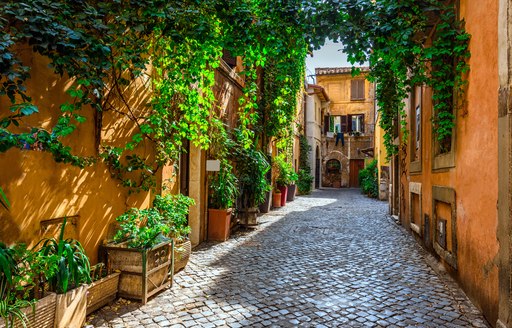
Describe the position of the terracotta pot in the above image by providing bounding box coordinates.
[272,191,282,208]
[287,184,296,202]
[259,190,272,213]
[208,208,232,241]
[278,185,288,206]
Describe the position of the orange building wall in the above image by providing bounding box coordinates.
[0,49,169,264]
[400,0,499,323]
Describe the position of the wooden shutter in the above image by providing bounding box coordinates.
[360,114,365,133]
[351,80,365,100]
[324,115,330,133]
[341,115,348,133]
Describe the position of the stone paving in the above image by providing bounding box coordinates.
[87,189,490,327]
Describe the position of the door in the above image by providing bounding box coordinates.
[315,146,320,189]
[180,139,190,196]
[349,159,365,188]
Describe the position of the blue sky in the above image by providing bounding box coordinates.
[305,41,367,84]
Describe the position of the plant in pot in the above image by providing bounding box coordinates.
[274,155,293,206]
[35,219,92,328]
[105,207,174,304]
[208,160,239,241]
[272,186,282,209]
[287,170,299,202]
[232,141,271,226]
[153,193,195,272]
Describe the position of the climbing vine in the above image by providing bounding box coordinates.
[0,0,470,193]
[330,0,470,158]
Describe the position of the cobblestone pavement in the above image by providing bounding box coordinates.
[87,189,490,328]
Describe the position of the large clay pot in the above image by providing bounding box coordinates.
[272,191,282,208]
[259,190,272,213]
[287,184,296,202]
[278,185,288,206]
[208,208,232,241]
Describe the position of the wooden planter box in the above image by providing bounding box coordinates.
[86,272,120,315]
[173,240,191,273]
[104,241,174,304]
[0,293,56,328]
[55,285,87,328]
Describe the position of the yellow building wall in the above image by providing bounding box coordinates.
[0,48,176,264]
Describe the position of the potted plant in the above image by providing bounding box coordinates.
[232,140,271,226]
[86,263,120,315]
[105,207,174,304]
[208,160,239,241]
[287,170,299,202]
[153,193,195,272]
[272,187,282,208]
[36,219,92,328]
[275,155,293,206]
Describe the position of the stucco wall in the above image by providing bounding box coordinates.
[399,0,500,323]
[0,49,161,264]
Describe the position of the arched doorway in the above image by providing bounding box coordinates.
[315,146,320,189]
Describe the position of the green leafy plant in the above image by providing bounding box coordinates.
[36,219,91,294]
[358,160,378,198]
[114,208,170,250]
[274,155,294,187]
[209,160,239,210]
[0,243,32,328]
[153,194,195,243]
[297,169,314,195]
[232,132,271,208]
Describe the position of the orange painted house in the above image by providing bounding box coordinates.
[389,0,502,325]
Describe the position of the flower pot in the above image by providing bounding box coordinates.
[174,240,192,273]
[104,241,174,304]
[240,207,259,226]
[272,192,282,208]
[287,184,296,202]
[259,190,272,213]
[55,284,88,328]
[0,293,56,328]
[208,208,232,241]
[278,185,288,206]
[86,272,120,315]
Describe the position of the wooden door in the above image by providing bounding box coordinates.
[349,159,365,188]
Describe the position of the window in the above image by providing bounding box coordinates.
[324,115,347,134]
[349,114,364,133]
[410,86,422,173]
[351,79,365,100]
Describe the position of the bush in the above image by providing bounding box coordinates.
[297,169,314,195]
[358,159,378,198]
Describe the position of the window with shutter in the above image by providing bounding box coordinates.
[351,80,365,100]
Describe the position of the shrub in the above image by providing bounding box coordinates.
[358,159,378,198]
[297,169,314,195]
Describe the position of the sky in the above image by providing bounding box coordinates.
[305,41,367,84]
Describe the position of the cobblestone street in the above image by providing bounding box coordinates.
[87,189,489,328]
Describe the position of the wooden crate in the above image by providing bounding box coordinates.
[104,241,174,304]
[86,272,120,315]
[0,293,56,328]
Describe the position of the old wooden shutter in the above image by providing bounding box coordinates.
[222,49,237,68]
[324,115,330,133]
[341,115,348,133]
[360,114,365,133]
[351,80,357,100]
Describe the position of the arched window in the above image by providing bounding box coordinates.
[326,159,341,173]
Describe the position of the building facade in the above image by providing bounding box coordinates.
[305,84,330,189]
[315,67,375,188]
[389,0,501,325]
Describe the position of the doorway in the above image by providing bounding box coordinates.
[180,139,190,196]
[349,159,365,188]
[315,146,320,189]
